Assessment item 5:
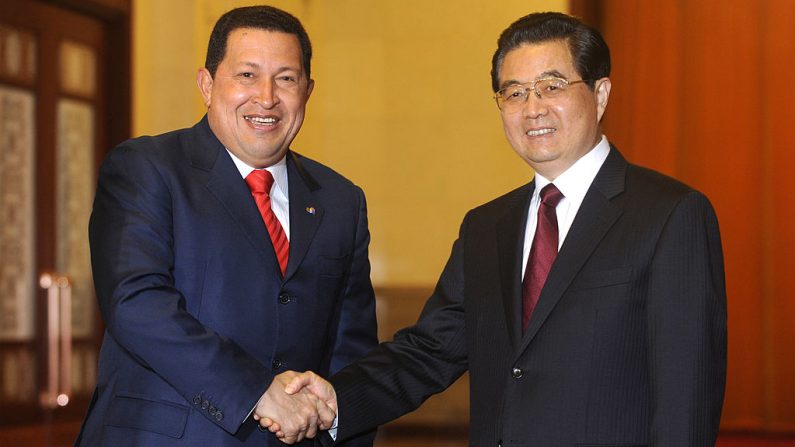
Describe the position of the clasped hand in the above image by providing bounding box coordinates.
[253,370,337,444]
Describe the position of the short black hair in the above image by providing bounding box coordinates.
[490,12,610,92]
[204,5,312,79]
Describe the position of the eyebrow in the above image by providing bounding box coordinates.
[539,70,567,79]
[234,61,301,74]
[498,70,570,90]
[234,61,261,71]
[498,79,522,90]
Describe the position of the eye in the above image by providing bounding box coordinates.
[235,72,257,84]
[277,75,297,83]
[540,78,568,94]
[502,86,525,101]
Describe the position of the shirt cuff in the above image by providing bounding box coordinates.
[328,414,338,440]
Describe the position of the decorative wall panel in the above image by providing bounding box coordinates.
[0,85,35,341]
[0,24,36,83]
[1,347,35,402]
[56,99,94,338]
[59,40,96,97]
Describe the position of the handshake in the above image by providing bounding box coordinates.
[253,370,338,444]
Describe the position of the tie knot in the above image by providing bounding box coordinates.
[245,169,275,194]
[539,183,564,208]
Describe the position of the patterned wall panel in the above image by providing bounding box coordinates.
[56,99,95,338]
[60,40,96,98]
[0,24,37,84]
[1,347,36,402]
[0,85,35,341]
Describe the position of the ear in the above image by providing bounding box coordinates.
[594,77,611,122]
[197,68,214,108]
[305,78,315,100]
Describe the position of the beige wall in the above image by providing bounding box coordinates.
[133,0,568,286]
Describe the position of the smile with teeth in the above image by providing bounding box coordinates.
[526,128,556,136]
[245,116,278,125]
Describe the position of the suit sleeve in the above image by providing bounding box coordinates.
[324,187,378,375]
[322,187,379,446]
[89,146,271,434]
[647,192,727,445]
[330,219,471,442]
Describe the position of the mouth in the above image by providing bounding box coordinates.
[244,115,279,127]
[526,127,556,137]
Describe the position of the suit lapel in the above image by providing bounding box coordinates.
[497,182,534,349]
[516,148,628,357]
[189,116,285,271]
[284,152,323,281]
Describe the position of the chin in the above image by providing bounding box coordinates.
[522,149,557,163]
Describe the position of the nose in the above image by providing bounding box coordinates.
[521,90,548,119]
[252,80,279,109]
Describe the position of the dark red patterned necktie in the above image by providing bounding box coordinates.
[522,184,564,332]
[245,170,289,277]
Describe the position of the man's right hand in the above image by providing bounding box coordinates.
[254,371,337,444]
[283,370,338,411]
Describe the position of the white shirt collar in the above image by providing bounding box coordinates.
[226,150,289,198]
[533,135,610,202]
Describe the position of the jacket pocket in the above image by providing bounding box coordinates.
[569,266,632,291]
[320,253,350,277]
[104,392,189,438]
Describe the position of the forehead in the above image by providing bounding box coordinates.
[499,40,576,84]
[222,27,302,65]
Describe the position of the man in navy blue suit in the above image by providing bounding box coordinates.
[75,5,377,446]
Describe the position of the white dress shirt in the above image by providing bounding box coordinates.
[227,150,291,240]
[521,136,610,276]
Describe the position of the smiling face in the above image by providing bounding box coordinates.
[497,40,610,179]
[197,28,314,168]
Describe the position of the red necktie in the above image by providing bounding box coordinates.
[522,184,564,332]
[245,170,289,277]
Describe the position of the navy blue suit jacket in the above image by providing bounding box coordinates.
[76,116,378,446]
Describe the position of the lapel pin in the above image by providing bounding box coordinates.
[306,206,316,215]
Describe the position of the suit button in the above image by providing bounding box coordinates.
[193,395,202,405]
[202,399,210,410]
[272,358,282,369]
[511,367,523,379]
[278,293,291,304]
[215,411,224,422]
[209,405,217,415]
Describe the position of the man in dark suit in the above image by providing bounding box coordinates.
[272,11,727,447]
[75,5,377,446]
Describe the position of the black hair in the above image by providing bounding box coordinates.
[205,5,312,79]
[490,12,610,92]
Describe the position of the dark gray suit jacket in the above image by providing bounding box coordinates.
[330,147,726,446]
